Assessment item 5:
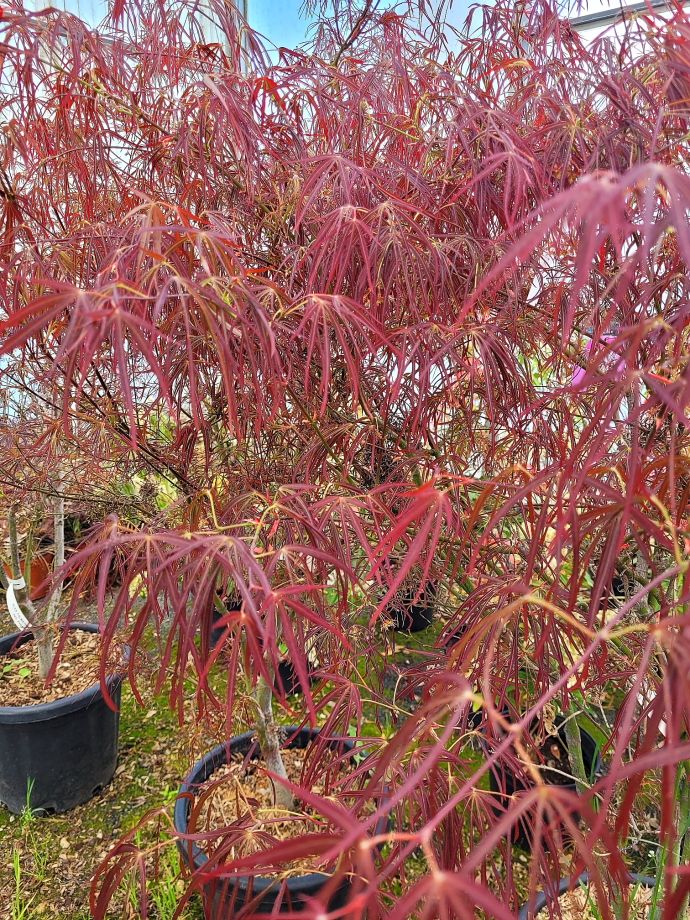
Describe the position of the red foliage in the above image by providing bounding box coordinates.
[2,0,690,916]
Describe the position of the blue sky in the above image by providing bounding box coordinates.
[42,0,618,47]
[44,0,480,46]
[36,0,317,40]
[40,0,320,39]
[249,1,478,50]
[249,0,317,50]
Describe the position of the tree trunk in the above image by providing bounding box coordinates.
[44,492,65,628]
[4,501,65,680]
[563,715,588,796]
[253,673,294,811]
[563,713,624,914]
[36,491,64,679]
[5,506,53,677]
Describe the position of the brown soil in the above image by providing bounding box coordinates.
[193,746,347,874]
[0,628,117,707]
[548,882,654,919]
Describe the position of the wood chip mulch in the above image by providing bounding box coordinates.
[0,628,120,707]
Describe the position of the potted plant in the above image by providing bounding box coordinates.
[0,497,123,814]
[175,544,387,914]
[173,722,387,917]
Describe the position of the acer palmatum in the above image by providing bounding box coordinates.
[1,0,690,916]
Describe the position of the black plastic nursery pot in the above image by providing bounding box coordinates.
[175,727,384,918]
[0,622,122,815]
[273,658,319,697]
[209,608,225,651]
[486,718,602,851]
[276,658,302,696]
[209,596,244,651]
[517,871,656,918]
[442,621,471,651]
[390,583,437,633]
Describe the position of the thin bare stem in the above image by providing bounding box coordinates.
[253,673,293,811]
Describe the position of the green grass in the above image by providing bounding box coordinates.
[12,848,35,920]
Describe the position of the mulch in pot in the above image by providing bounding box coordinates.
[0,628,107,707]
[192,745,336,875]
[520,875,656,919]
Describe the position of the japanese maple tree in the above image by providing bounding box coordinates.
[2,0,690,916]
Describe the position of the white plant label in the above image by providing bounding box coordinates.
[6,577,30,630]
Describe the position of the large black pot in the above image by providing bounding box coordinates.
[518,871,656,918]
[486,717,602,851]
[0,622,122,815]
[175,727,384,918]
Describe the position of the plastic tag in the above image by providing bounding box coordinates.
[637,689,666,738]
[6,578,29,630]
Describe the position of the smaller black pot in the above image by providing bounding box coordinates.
[486,718,602,851]
[390,583,436,633]
[0,622,122,815]
[210,608,316,696]
[518,871,656,918]
[273,659,318,697]
[442,620,471,651]
[175,727,385,918]
[209,609,226,651]
[209,600,243,651]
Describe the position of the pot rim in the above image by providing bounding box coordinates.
[0,622,122,724]
[517,871,658,918]
[174,726,385,896]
